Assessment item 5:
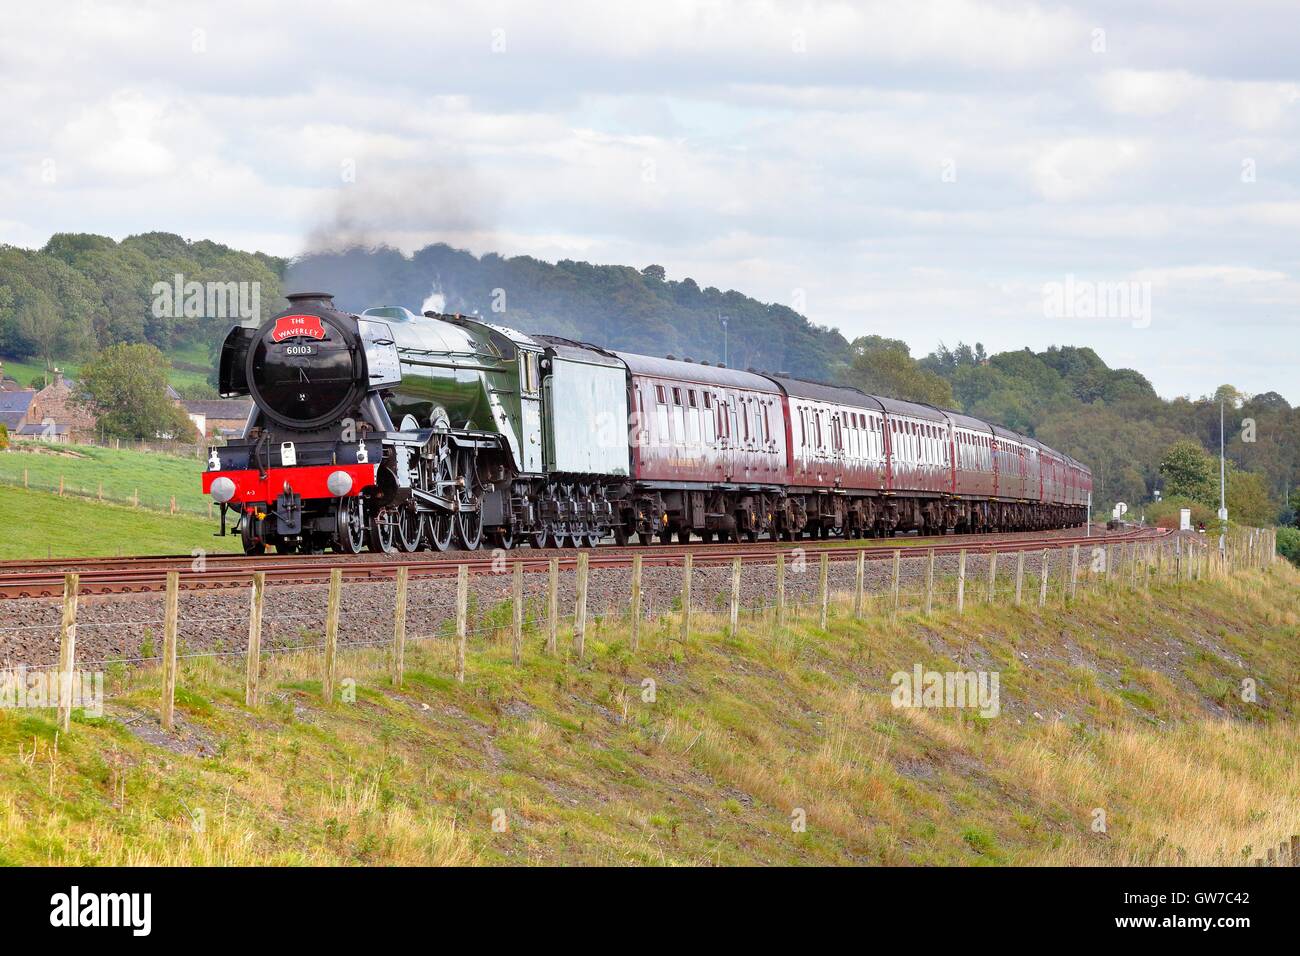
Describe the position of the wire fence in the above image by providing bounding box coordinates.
[0,466,212,518]
[0,527,1280,733]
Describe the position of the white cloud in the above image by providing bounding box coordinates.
[0,0,1297,401]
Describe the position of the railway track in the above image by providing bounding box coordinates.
[0,527,1168,601]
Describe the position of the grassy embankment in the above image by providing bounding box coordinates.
[0,559,1295,865]
[0,441,209,516]
[0,486,238,560]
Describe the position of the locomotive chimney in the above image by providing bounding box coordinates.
[286,291,336,308]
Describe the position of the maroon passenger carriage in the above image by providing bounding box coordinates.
[619,354,787,543]
[612,352,1089,543]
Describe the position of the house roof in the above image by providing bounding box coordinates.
[0,411,27,430]
[182,399,253,419]
[0,390,34,413]
[17,422,70,435]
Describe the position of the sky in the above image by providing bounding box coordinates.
[1,1,1298,402]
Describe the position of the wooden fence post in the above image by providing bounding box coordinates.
[574,553,589,659]
[924,548,935,616]
[246,571,265,706]
[956,550,967,614]
[391,566,407,687]
[729,557,742,637]
[57,573,79,732]
[1014,550,1025,606]
[323,567,341,700]
[679,553,692,644]
[512,562,524,666]
[547,558,559,655]
[1069,544,1080,601]
[455,564,468,682]
[853,550,865,619]
[987,550,998,604]
[891,549,901,618]
[818,551,830,629]
[58,474,64,496]
[630,553,643,651]
[775,551,786,631]
[1037,549,1049,608]
[161,570,179,730]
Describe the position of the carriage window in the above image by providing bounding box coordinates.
[655,388,670,445]
[703,397,715,443]
[670,388,686,439]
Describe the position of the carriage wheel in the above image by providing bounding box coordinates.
[369,509,396,553]
[335,496,366,554]
[395,506,423,552]
[240,513,266,556]
[424,510,454,552]
[457,508,483,550]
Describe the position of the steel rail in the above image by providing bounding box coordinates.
[0,528,1166,600]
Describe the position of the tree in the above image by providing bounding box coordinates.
[844,335,954,406]
[15,293,76,372]
[0,422,8,451]
[76,343,197,441]
[1226,469,1274,527]
[1158,440,1217,505]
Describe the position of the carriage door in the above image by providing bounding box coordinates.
[519,349,543,474]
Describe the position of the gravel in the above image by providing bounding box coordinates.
[0,528,1152,670]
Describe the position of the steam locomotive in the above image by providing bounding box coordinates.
[203,292,1090,554]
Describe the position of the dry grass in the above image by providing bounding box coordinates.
[0,559,1295,866]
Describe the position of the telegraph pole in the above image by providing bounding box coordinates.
[1218,400,1227,554]
[719,313,729,367]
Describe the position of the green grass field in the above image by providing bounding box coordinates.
[0,441,208,514]
[0,559,1294,865]
[0,485,238,559]
[1,348,213,394]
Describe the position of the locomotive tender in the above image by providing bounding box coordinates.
[203,292,1090,554]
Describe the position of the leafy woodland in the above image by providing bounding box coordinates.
[1,233,1295,527]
